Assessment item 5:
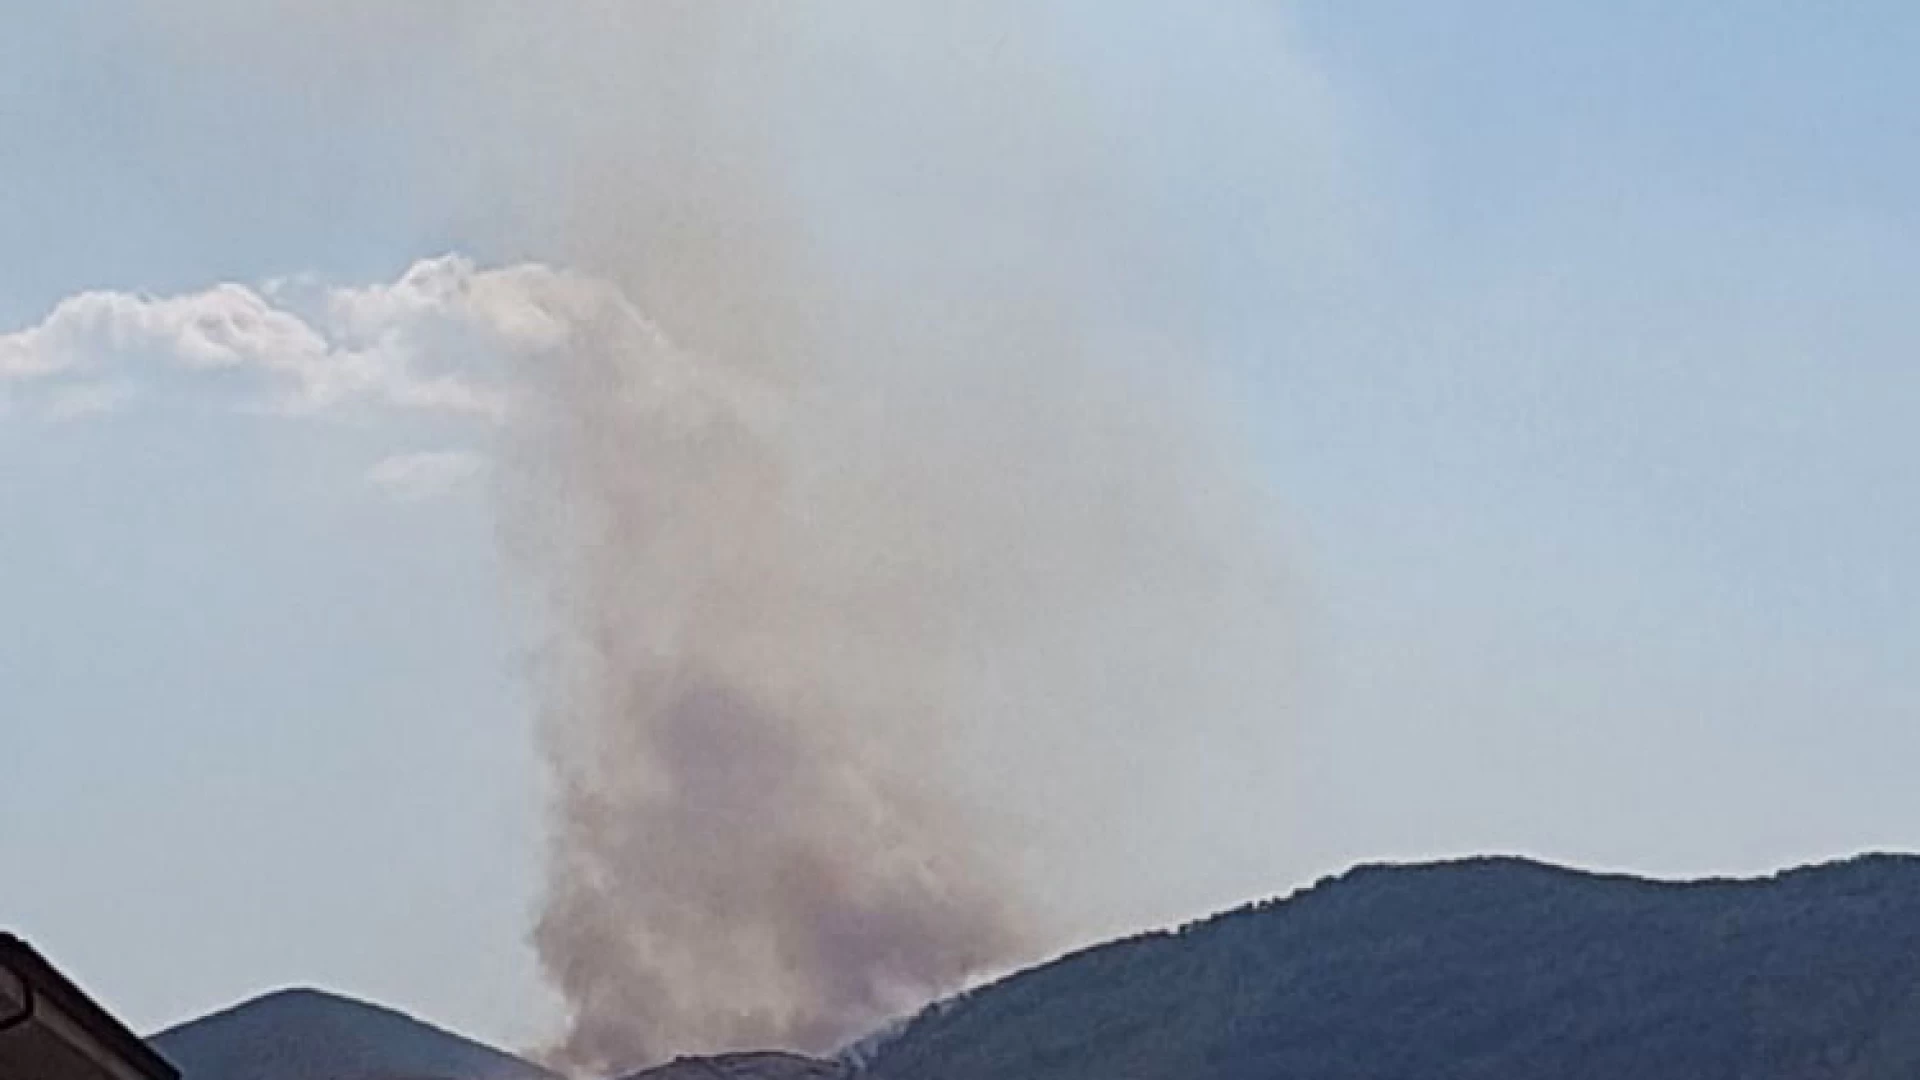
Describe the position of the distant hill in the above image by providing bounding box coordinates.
[861,854,1920,1080]
[150,988,554,1080]
[624,1051,846,1080]
[148,856,1920,1080]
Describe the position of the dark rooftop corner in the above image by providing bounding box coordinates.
[0,933,179,1080]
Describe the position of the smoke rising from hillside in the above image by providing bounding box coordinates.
[498,273,1296,1071]
[496,288,1044,1068]
[135,2,1330,1070]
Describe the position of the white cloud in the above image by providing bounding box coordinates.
[324,255,597,357]
[0,257,731,504]
[0,284,328,379]
[0,255,614,421]
[365,449,487,502]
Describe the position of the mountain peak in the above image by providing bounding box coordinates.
[198,986,381,1016]
[152,988,552,1080]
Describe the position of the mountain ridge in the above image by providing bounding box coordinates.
[147,853,1920,1080]
[861,850,1920,1080]
[622,1051,848,1080]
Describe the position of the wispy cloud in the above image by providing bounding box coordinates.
[40,380,139,422]
[365,449,487,502]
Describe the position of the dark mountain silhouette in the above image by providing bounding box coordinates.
[146,855,1920,1080]
[150,988,554,1080]
[860,853,1920,1080]
[623,1051,846,1080]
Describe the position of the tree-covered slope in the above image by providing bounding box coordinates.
[865,854,1920,1080]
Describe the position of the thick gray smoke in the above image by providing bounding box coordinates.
[497,295,1040,1067]
[498,274,1294,1071]
[137,2,1337,1071]
[475,8,1327,1070]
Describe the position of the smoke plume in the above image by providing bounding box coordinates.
[497,260,1299,1070]
[134,1,1333,1070]
[497,288,1042,1069]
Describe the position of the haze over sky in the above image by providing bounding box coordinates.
[5,0,1920,1053]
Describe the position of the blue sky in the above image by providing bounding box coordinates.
[5,0,1920,1052]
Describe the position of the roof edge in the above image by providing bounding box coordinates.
[0,933,180,1080]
